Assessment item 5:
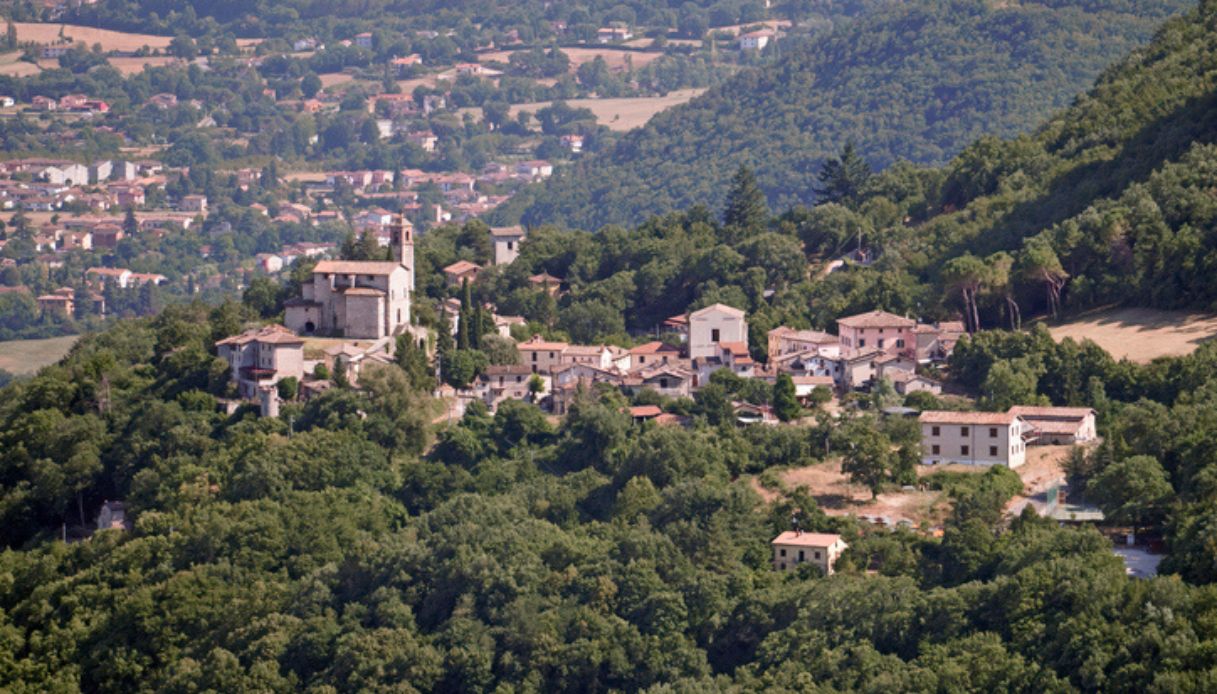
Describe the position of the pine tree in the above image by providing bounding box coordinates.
[815,140,872,207]
[773,374,801,422]
[722,165,768,231]
[457,279,472,350]
[122,206,138,235]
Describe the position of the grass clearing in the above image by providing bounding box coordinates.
[483,89,705,131]
[1047,307,1217,363]
[0,335,80,375]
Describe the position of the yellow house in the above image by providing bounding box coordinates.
[771,531,847,575]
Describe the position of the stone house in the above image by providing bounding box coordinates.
[837,310,916,359]
[215,324,307,399]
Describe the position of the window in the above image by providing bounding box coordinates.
[961,445,970,455]
[960,426,969,436]
[989,446,998,456]
[931,426,940,436]
[896,339,905,348]
[639,356,646,364]
[506,241,514,250]
[779,549,786,557]
[531,353,537,362]
[798,550,805,561]
[814,551,821,560]
[989,427,998,438]
[659,378,669,388]
[859,338,867,347]
[932,445,940,455]
[878,339,886,349]
[711,328,720,342]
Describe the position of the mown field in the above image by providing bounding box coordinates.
[0,335,80,375]
[1048,307,1217,363]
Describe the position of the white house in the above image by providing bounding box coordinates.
[919,411,1029,468]
[688,303,748,360]
[771,532,846,574]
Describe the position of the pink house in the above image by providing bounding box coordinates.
[837,310,916,359]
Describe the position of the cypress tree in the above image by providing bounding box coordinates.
[722,165,768,231]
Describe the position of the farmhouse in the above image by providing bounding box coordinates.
[215,324,306,399]
[1008,406,1098,444]
[919,411,1029,468]
[738,30,776,52]
[771,532,847,575]
[443,260,482,286]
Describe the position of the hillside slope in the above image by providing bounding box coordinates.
[506,0,1190,230]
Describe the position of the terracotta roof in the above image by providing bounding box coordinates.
[443,260,481,275]
[1007,406,1095,420]
[563,345,607,356]
[720,341,750,356]
[690,303,746,319]
[630,341,680,355]
[629,405,662,418]
[771,531,844,547]
[838,310,916,328]
[791,376,834,386]
[313,260,403,275]
[216,324,302,346]
[529,272,562,284]
[771,327,836,343]
[490,225,525,237]
[519,335,569,351]
[919,411,1019,425]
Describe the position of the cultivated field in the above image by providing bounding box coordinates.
[503,89,706,131]
[478,46,665,72]
[0,335,80,375]
[0,51,41,77]
[13,23,260,52]
[1048,307,1217,363]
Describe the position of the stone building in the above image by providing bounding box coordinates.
[285,214,414,339]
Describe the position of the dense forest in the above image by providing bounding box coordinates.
[502,0,1191,229]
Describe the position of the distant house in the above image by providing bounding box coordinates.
[738,29,776,52]
[837,310,916,359]
[1008,406,1098,445]
[31,95,57,111]
[353,32,374,49]
[919,411,1029,468]
[215,324,306,399]
[771,531,847,574]
[768,326,840,361]
[407,130,438,152]
[475,364,540,409]
[179,194,208,213]
[36,289,74,317]
[86,267,134,288]
[490,225,525,265]
[560,134,584,153]
[96,500,131,532]
[443,260,482,287]
[518,335,569,374]
[528,272,563,296]
[689,303,747,360]
[515,160,554,179]
[596,26,632,43]
[628,341,681,369]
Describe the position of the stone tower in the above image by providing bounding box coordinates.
[391,213,415,293]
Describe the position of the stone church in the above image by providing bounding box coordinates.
[286,214,415,339]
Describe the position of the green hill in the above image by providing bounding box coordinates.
[506,0,1191,230]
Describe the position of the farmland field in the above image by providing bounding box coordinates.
[0,335,80,376]
[477,46,665,72]
[0,51,41,77]
[1048,307,1217,362]
[13,23,261,52]
[465,89,705,131]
